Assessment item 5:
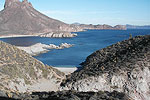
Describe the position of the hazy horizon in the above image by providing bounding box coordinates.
[0,0,149,26]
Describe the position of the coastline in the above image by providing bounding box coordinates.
[17,43,74,56]
[0,32,78,38]
[0,35,38,38]
[0,28,127,39]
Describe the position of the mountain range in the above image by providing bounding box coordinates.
[61,35,150,100]
[0,0,126,38]
[0,0,82,37]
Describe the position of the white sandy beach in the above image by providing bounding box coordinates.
[54,67,78,75]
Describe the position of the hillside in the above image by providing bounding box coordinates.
[0,40,65,93]
[61,35,150,100]
[0,0,81,37]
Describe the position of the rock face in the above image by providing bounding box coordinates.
[61,35,150,100]
[0,41,65,93]
[0,0,81,37]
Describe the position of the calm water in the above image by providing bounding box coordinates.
[1,29,150,67]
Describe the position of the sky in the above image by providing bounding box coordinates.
[0,0,150,26]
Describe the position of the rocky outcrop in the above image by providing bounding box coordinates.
[17,43,74,56]
[61,35,150,100]
[0,41,65,93]
[39,31,77,38]
[114,25,126,30]
[0,90,129,100]
[0,0,81,37]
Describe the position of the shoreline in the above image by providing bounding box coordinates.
[0,35,38,38]
[54,67,78,75]
[17,43,74,56]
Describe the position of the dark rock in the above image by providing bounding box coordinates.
[62,35,150,85]
[0,97,17,100]
[18,90,127,100]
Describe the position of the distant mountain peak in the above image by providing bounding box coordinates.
[0,0,80,37]
[4,0,20,8]
[4,0,32,9]
[22,0,33,7]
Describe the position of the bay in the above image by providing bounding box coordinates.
[0,29,150,67]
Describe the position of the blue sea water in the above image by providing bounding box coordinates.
[0,29,150,67]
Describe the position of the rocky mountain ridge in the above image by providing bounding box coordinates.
[61,35,150,100]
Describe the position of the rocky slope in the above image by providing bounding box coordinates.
[0,0,81,37]
[61,35,150,100]
[0,41,65,93]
